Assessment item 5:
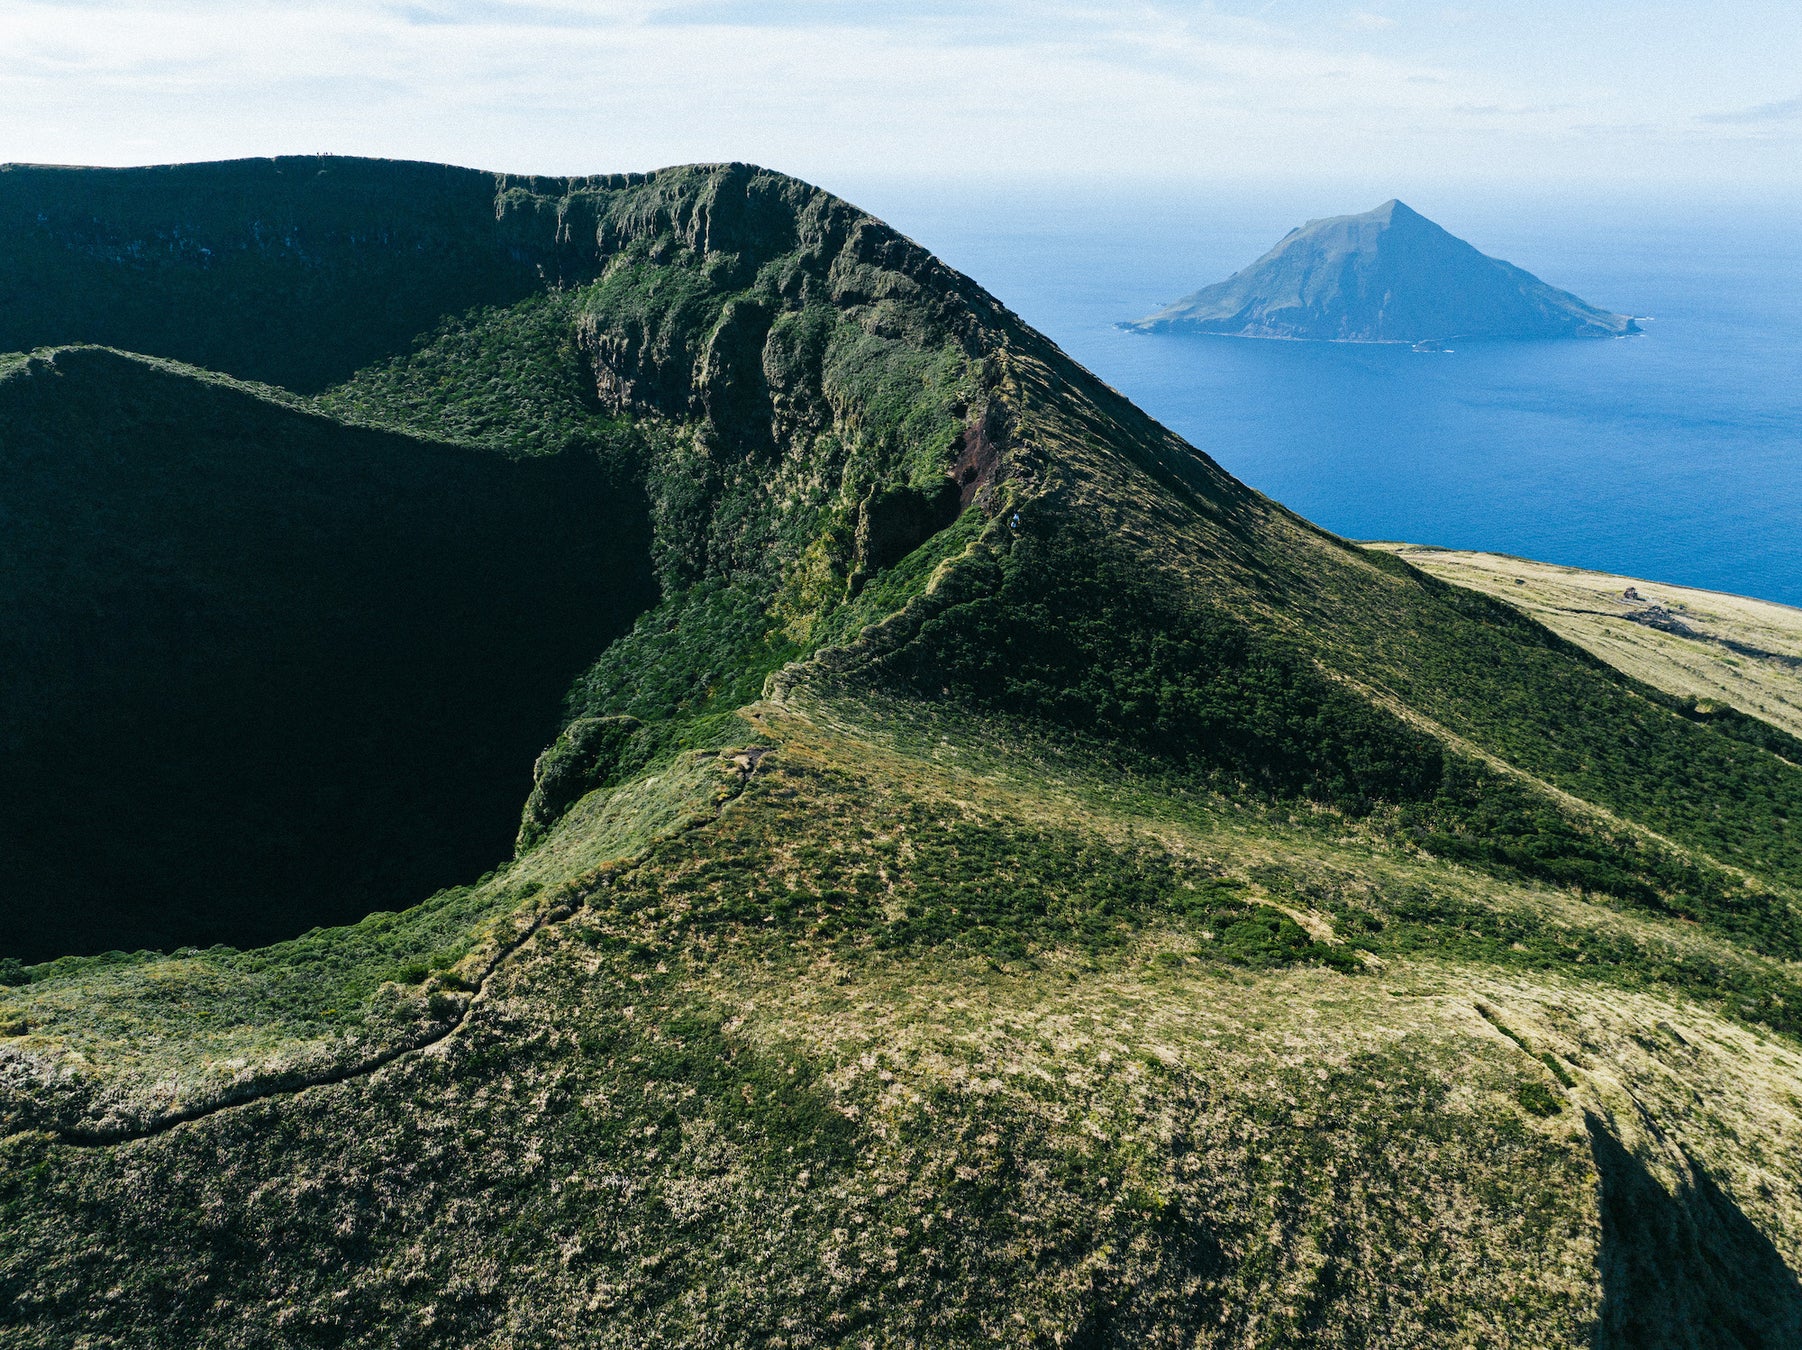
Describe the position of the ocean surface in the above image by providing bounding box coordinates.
[842,183,1802,607]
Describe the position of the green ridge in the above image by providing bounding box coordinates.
[2,157,1800,1347]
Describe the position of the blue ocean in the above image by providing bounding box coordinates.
[846,184,1802,607]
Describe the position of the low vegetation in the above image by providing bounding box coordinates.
[3,157,1801,1346]
[1370,543,1802,742]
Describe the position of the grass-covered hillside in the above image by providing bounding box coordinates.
[1372,543,1802,741]
[3,156,1801,1346]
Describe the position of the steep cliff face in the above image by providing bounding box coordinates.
[0,160,1023,957]
[0,158,534,391]
[1,159,1800,1348]
[0,156,1007,399]
[0,346,657,959]
[1130,199,1638,342]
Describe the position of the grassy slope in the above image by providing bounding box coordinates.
[4,159,1802,1345]
[1371,543,1802,741]
[8,694,1802,1344]
[998,337,1802,877]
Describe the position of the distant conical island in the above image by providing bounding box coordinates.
[1128,199,1638,343]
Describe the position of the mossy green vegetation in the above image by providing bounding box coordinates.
[4,157,1802,1345]
[9,700,1802,1344]
[315,290,641,460]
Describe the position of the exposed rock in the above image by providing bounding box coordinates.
[951,406,1006,507]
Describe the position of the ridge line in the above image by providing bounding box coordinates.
[40,753,772,1151]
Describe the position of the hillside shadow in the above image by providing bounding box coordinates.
[1589,1112,1802,1349]
[0,353,659,961]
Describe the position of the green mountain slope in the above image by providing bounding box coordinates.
[1371,543,1802,741]
[1128,199,1638,342]
[2,158,1800,1347]
[0,346,655,960]
[0,158,547,392]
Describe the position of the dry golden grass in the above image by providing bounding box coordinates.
[11,689,1802,1344]
[1372,543,1802,740]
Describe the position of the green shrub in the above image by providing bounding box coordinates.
[1515,1082,1563,1117]
[517,715,648,851]
[876,520,1446,811]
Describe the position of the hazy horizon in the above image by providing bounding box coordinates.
[5,1,1800,198]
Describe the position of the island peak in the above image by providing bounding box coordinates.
[1129,200,1637,343]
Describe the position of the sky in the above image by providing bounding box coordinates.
[3,1,1799,199]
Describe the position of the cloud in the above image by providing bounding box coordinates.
[2,0,1799,189]
[391,2,629,28]
[0,0,1464,165]
[1452,102,1572,117]
[645,0,985,26]
[1700,94,1802,125]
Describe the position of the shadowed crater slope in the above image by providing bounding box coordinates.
[0,347,656,960]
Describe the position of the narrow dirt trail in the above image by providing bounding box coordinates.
[41,751,771,1150]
